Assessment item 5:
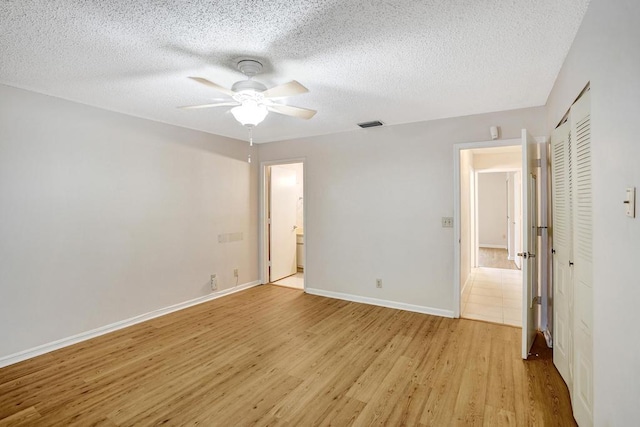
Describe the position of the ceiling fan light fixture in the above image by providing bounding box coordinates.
[230,101,268,126]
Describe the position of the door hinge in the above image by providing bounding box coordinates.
[533,296,542,305]
[536,159,542,167]
[537,226,547,236]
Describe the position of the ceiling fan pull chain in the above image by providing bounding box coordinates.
[247,126,253,164]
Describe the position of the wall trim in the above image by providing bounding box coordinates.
[479,244,508,249]
[305,288,454,318]
[0,281,261,368]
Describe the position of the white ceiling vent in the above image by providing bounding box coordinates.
[357,120,384,129]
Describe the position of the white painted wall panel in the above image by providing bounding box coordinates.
[0,84,258,358]
[258,107,546,312]
[478,172,508,248]
[546,0,640,423]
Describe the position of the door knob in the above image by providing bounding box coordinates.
[517,252,535,259]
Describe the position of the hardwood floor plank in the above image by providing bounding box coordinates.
[0,285,576,426]
[0,406,41,426]
[351,355,417,426]
[482,404,516,427]
[450,322,491,426]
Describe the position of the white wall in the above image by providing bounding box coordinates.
[473,151,521,171]
[545,0,640,423]
[478,173,508,248]
[258,107,546,314]
[0,84,258,359]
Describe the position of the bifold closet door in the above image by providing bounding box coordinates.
[570,90,593,427]
[551,120,573,391]
[551,89,593,427]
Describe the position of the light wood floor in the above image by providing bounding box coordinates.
[0,285,575,426]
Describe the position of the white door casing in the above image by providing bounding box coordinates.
[551,120,574,391]
[269,165,298,282]
[521,129,538,359]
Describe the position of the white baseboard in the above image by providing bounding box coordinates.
[479,244,508,249]
[305,288,454,318]
[0,281,261,368]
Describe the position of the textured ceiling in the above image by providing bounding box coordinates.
[0,0,589,143]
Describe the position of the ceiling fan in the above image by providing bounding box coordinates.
[179,59,316,127]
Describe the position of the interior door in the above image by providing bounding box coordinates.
[513,171,522,270]
[269,165,298,282]
[570,90,593,427]
[551,120,574,390]
[521,129,538,359]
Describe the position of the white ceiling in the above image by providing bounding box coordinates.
[0,0,589,144]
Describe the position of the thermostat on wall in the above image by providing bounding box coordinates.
[624,187,636,218]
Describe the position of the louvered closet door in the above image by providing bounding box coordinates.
[551,121,574,391]
[571,90,593,427]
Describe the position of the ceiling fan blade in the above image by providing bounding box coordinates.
[267,104,317,120]
[188,77,235,97]
[262,80,309,99]
[178,102,239,110]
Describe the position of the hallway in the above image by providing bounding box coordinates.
[461,267,522,327]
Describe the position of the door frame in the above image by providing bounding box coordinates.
[453,137,544,318]
[259,158,307,285]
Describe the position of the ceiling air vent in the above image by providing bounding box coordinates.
[357,120,384,129]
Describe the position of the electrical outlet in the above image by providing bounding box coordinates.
[376,279,382,288]
[442,217,453,228]
[233,269,239,278]
[210,274,217,291]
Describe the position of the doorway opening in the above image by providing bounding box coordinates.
[263,161,305,290]
[460,147,523,327]
[454,132,547,359]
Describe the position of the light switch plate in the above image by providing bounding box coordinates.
[625,187,636,218]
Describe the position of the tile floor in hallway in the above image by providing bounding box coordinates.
[272,272,304,289]
[462,267,523,327]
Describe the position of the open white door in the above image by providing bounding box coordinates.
[520,129,538,359]
[513,171,522,269]
[269,165,298,282]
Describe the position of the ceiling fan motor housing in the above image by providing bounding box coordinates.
[237,59,263,77]
[231,79,267,93]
